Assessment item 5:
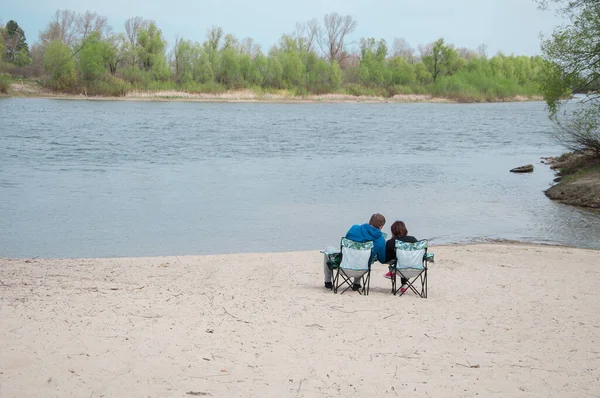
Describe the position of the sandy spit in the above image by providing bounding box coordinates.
[1,243,599,397]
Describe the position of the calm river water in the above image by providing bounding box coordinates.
[1,98,599,258]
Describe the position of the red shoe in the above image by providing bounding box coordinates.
[384,271,395,279]
[399,284,409,294]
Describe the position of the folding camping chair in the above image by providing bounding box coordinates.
[390,240,429,298]
[333,237,374,295]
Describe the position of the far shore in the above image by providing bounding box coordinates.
[1,242,599,397]
[4,82,544,104]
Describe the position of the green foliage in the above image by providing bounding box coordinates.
[279,50,305,88]
[136,23,166,72]
[81,74,131,96]
[0,31,5,59]
[43,40,76,90]
[264,56,283,88]
[2,20,31,65]
[217,46,242,88]
[540,0,600,157]
[0,73,11,93]
[422,38,460,83]
[388,57,416,86]
[358,38,389,87]
[78,33,106,81]
[0,10,547,101]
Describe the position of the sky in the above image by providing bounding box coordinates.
[1,0,566,56]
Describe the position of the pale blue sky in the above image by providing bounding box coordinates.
[1,0,564,56]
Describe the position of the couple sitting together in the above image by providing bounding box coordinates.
[323,213,417,293]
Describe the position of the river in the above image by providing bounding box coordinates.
[1,98,599,258]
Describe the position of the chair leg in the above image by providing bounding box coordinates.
[398,271,427,298]
[333,268,338,294]
[362,271,371,296]
[336,269,354,295]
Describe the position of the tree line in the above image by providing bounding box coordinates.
[0,10,546,101]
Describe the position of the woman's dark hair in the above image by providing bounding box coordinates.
[391,221,408,238]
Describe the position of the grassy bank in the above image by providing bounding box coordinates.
[5,77,542,103]
[545,152,600,209]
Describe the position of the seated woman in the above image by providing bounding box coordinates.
[384,221,418,291]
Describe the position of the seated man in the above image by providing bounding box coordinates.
[324,213,387,290]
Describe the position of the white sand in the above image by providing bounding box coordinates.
[1,243,599,397]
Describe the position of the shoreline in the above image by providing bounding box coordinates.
[542,153,600,209]
[2,242,600,397]
[1,239,592,261]
[4,82,544,104]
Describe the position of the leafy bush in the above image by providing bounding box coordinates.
[0,74,11,94]
[80,74,131,96]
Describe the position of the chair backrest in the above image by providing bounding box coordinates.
[340,238,374,271]
[395,240,428,270]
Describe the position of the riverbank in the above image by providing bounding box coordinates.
[4,79,542,104]
[543,152,600,209]
[2,243,599,397]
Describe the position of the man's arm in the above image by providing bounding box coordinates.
[375,237,387,263]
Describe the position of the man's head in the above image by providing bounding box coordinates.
[369,213,386,230]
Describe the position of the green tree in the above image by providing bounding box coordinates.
[136,22,166,72]
[421,38,459,83]
[103,34,125,75]
[173,38,195,83]
[539,0,600,156]
[388,56,416,86]
[78,32,106,81]
[193,49,214,84]
[43,40,76,90]
[358,38,388,87]
[248,53,267,86]
[0,28,6,62]
[414,62,433,85]
[217,46,242,88]
[2,20,31,65]
[264,56,283,88]
[279,49,305,88]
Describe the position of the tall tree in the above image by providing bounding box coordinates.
[358,38,388,87]
[77,32,107,81]
[2,20,30,65]
[123,16,149,67]
[0,26,6,62]
[317,13,357,64]
[136,22,166,72]
[392,38,415,63]
[103,33,125,75]
[205,26,223,52]
[240,37,261,59]
[43,40,76,89]
[538,0,600,156]
[421,38,459,83]
[39,10,79,47]
[76,10,111,40]
[293,19,319,53]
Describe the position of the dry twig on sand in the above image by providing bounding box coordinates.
[223,306,251,324]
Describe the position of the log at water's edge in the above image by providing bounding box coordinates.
[510,164,534,173]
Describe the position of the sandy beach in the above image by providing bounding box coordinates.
[1,243,599,397]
